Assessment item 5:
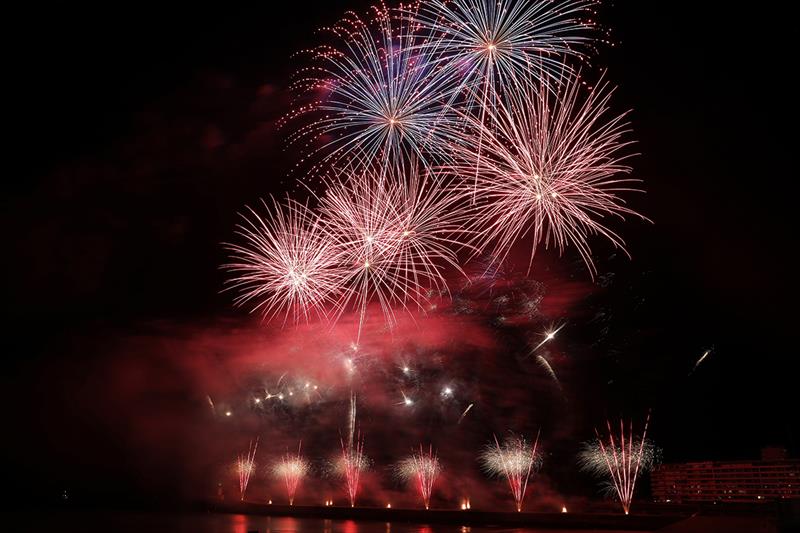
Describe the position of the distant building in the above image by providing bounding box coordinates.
[651,447,800,503]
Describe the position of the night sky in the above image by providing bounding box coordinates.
[3,2,795,509]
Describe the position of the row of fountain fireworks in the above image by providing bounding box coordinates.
[223,0,646,335]
[235,407,656,515]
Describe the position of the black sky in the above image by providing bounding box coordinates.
[3,2,796,506]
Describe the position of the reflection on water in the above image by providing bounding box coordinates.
[10,511,648,533]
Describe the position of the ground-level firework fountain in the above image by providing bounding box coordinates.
[395,444,442,509]
[340,394,367,506]
[236,438,258,501]
[579,414,658,514]
[480,431,542,512]
[271,443,310,505]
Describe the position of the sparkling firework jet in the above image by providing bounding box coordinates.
[223,198,346,325]
[395,444,442,509]
[578,414,658,514]
[271,443,310,505]
[449,71,645,276]
[236,438,259,501]
[479,432,542,511]
[319,164,469,335]
[285,2,462,175]
[339,394,367,506]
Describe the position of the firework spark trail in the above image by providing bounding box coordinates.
[447,70,646,277]
[223,198,346,326]
[480,432,541,511]
[395,444,442,509]
[689,348,713,376]
[578,414,656,514]
[340,393,367,507]
[457,402,474,424]
[318,164,471,337]
[284,2,464,176]
[272,443,310,505]
[237,438,259,501]
[536,355,563,392]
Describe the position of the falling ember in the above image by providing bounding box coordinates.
[236,438,259,501]
[457,403,474,424]
[271,443,310,505]
[578,413,659,514]
[479,431,542,512]
[395,444,442,509]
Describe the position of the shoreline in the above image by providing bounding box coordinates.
[205,501,688,530]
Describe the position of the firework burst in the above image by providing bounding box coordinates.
[223,198,346,325]
[395,444,442,509]
[271,443,310,505]
[578,414,658,514]
[236,438,259,501]
[414,0,597,102]
[285,2,462,175]
[449,71,645,276]
[318,164,469,335]
[480,432,542,511]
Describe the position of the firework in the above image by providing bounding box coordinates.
[223,198,346,325]
[578,414,658,514]
[338,394,368,506]
[448,71,645,276]
[285,2,462,175]
[480,432,542,511]
[689,348,713,376]
[271,443,310,505]
[318,164,469,336]
[414,0,597,104]
[236,438,259,501]
[395,444,442,509]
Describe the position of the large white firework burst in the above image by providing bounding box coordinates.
[450,71,645,275]
[318,163,469,334]
[223,198,346,326]
[414,0,597,102]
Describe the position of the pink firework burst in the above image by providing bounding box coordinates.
[318,163,469,335]
[394,444,442,509]
[271,443,310,505]
[223,197,346,326]
[449,71,646,276]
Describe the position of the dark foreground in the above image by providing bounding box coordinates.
[4,508,782,533]
[211,501,684,530]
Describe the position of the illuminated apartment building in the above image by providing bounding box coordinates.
[651,447,800,503]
